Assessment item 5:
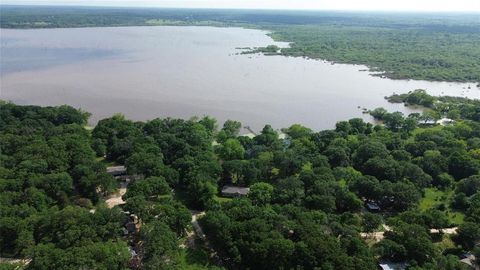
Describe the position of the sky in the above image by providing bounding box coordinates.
[2,0,480,12]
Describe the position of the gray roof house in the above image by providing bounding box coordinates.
[221,186,250,197]
[366,201,381,212]
[379,261,407,270]
[460,252,478,270]
[106,165,127,176]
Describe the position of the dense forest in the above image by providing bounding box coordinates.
[1,90,479,269]
[1,6,480,83]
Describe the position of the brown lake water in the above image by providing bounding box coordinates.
[1,26,479,131]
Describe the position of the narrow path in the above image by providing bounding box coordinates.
[105,181,128,208]
[0,257,31,266]
[180,211,206,249]
[180,210,224,266]
[191,211,206,240]
[360,225,458,242]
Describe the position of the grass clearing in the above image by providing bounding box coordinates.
[434,234,457,252]
[412,124,444,136]
[214,195,233,204]
[419,187,464,226]
[446,211,464,226]
[406,125,445,143]
[419,188,447,211]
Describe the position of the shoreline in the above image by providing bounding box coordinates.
[2,23,479,85]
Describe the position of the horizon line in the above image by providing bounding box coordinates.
[1,4,480,13]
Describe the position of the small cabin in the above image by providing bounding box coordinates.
[366,201,381,212]
[460,252,477,269]
[437,118,454,126]
[106,165,127,177]
[379,261,406,270]
[221,186,250,197]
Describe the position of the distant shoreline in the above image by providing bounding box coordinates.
[2,6,480,84]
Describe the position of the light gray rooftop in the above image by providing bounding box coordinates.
[221,186,250,195]
[106,165,127,174]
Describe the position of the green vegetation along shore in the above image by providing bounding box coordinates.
[1,89,479,269]
[1,6,480,83]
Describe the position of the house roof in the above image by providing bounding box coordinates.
[460,252,476,267]
[366,202,381,210]
[460,258,473,267]
[106,165,127,174]
[379,262,407,270]
[221,186,250,195]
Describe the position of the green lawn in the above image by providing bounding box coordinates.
[214,195,233,204]
[447,212,465,226]
[419,188,447,211]
[412,124,444,136]
[434,234,457,252]
[406,125,445,143]
[419,188,464,226]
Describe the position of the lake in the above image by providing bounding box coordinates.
[1,26,479,131]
